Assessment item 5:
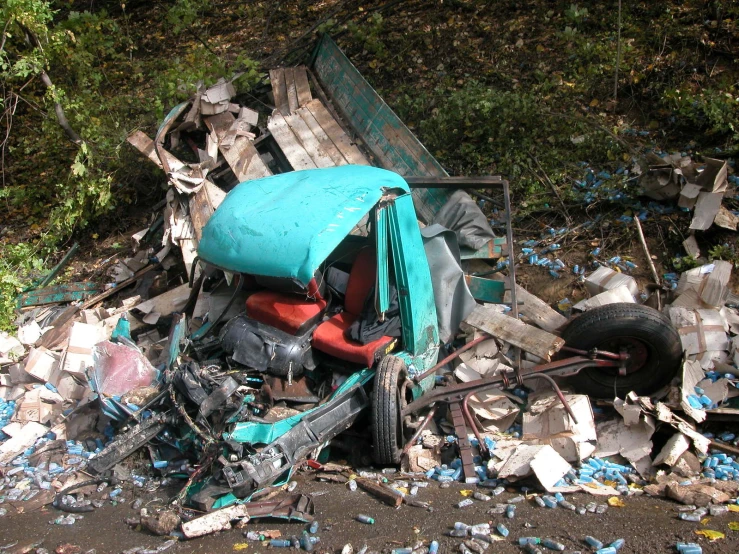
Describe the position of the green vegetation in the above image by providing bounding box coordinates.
[0,0,737,329]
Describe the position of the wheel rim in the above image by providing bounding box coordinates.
[587,335,652,388]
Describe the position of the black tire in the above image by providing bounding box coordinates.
[372,356,409,465]
[560,303,682,398]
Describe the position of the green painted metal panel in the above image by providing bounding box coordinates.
[198,165,406,285]
[375,207,390,315]
[225,368,375,444]
[17,282,101,308]
[388,194,439,357]
[459,237,507,260]
[465,275,506,304]
[311,35,452,224]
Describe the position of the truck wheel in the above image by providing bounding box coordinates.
[372,355,409,465]
[560,303,682,398]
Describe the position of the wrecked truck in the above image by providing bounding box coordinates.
[98,34,685,509]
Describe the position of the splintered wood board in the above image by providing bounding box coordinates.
[464,260,568,333]
[270,68,289,116]
[221,136,271,182]
[296,106,348,166]
[127,131,186,172]
[294,66,312,107]
[465,304,565,361]
[268,113,318,171]
[304,99,369,165]
[285,67,299,113]
[284,113,336,168]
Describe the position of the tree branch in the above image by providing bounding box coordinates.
[17,22,83,146]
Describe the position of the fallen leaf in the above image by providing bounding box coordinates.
[590,99,599,107]
[233,544,249,551]
[701,517,711,525]
[460,490,474,497]
[729,522,739,531]
[728,505,739,513]
[607,496,625,507]
[695,529,725,541]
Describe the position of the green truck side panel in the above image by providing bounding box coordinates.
[465,275,506,304]
[311,34,452,223]
[388,194,439,358]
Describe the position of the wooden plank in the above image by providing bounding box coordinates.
[189,186,214,243]
[221,136,271,182]
[284,113,336,168]
[294,66,312,107]
[464,304,565,362]
[269,68,289,116]
[285,67,299,113]
[188,181,227,243]
[127,131,186,172]
[267,112,318,171]
[296,106,346,166]
[206,180,226,209]
[304,99,369,165]
[465,260,568,333]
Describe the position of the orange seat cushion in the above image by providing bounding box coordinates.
[312,312,393,368]
[246,291,327,335]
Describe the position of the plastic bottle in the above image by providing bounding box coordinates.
[347,480,357,492]
[496,523,509,537]
[585,537,603,549]
[595,548,616,554]
[541,539,565,551]
[492,486,505,496]
[454,522,470,531]
[457,499,474,509]
[505,504,515,518]
[519,538,541,546]
[473,491,490,501]
[676,543,702,554]
[300,532,314,552]
[309,520,319,534]
[609,539,625,551]
[270,539,292,547]
[534,496,546,507]
[429,541,439,554]
[356,514,375,524]
[679,513,701,522]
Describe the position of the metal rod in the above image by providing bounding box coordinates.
[462,390,487,457]
[560,346,627,361]
[404,176,505,189]
[521,373,578,424]
[413,335,492,383]
[38,242,79,288]
[401,406,437,455]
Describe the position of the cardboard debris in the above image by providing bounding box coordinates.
[458,331,500,374]
[529,445,573,492]
[523,392,597,462]
[573,284,635,311]
[669,306,728,355]
[0,332,24,365]
[61,322,109,377]
[0,421,48,464]
[680,360,707,423]
[584,266,639,298]
[653,432,691,468]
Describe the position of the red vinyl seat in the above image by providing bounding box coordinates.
[246,277,327,335]
[312,248,394,367]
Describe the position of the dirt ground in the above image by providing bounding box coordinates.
[1,473,737,554]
